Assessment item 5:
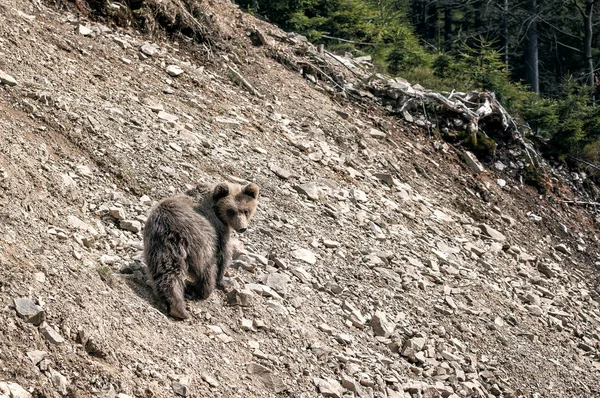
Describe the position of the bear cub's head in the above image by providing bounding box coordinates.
[213,182,260,233]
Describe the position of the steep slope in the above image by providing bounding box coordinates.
[0,1,599,398]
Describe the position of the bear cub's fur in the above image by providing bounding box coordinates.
[143,182,259,319]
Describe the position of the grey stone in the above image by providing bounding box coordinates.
[291,248,316,265]
[226,288,254,306]
[368,128,386,139]
[555,244,570,255]
[201,373,219,388]
[263,273,290,296]
[77,24,92,36]
[248,363,285,393]
[157,111,178,123]
[120,220,141,233]
[0,382,32,398]
[340,374,362,395]
[166,65,184,77]
[293,183,320,201]
[323,240,340,248]
[172,379,189,397]
[26,350,47,365]
[370,311,395,337]
[109,207,126,220]
[140,43,159,56]
[39,323,65,345]
[13,298,45,325]
[525,305,543,316]
[349,189,367,202]
[48,368,68,395]
[269,163,292,180]
[462,151,485,173]
[479,224,506,241]
[0,70,17,86]
[314,377,344,398]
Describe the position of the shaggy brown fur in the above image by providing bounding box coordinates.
[143,182,259,319]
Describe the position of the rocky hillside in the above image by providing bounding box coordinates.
[0,0,599,397]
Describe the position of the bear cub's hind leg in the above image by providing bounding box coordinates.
[156,272,189,320]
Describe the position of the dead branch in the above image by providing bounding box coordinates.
[227,66,264,98]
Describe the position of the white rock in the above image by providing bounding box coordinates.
[0,70,18,86]
[166,65,184,77]
[0,382,32,398]
[462,151,485,174]
[77,24,92,36]
[291,248,316,265]
[140,43,159,56]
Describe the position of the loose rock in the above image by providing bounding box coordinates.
[13,298,45,325]
[0,70,17,86]
[370,311,395,337]
[39,323,65,345]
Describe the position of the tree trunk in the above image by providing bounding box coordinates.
[427,1,439,44]
[525,0,539,93]
[584,1,595,90]
[444,1,452,50]
[503,0,509,68]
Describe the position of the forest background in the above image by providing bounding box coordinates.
[234,0,600,167]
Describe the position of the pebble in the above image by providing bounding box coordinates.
[166,65,184,77]
[226,288,254,306]
[323,240,340,248]
[269,163,292,180]
[77,24,92,36]
[0,382,32,398]
[157,111,179,123]
[291,248,316,265]
[26,350,47,365]
[109,207,126,220]
[368,128,386,139]
[201,373,219,388]
[525,305,543,316]
[293,183,320,201]
[120,220,142,233]
[370,311,394,337]
[479,224,506,241]
[0,70,18,86]
[140,43,159,56]
[263,273,290,296]
[240,318,255,331]
[39,323,65,345]
[462,151,485,173]
[171,379,189,397]
[13,298,45,325]
[248,363,286,393]
[349,189,367,202]
[313,377,344,398]
[48,368,68,395]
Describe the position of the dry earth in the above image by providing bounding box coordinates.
[0,0,599,397]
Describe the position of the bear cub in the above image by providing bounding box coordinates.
[143,182,259,319]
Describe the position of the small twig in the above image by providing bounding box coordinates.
[297,61,345,91]
[323,50,361,77]
[321,35,377,46]
[227,66,264,98]
[563,200,600,206]
[567,155,600,173]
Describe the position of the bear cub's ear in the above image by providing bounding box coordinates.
[213,183,230,200]
[243,183,260,199]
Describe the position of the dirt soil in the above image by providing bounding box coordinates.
[0,0,599,397]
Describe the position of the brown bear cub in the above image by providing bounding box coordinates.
[143,182,259,319]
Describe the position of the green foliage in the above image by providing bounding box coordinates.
[236,0,600,167]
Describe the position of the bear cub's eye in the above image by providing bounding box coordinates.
[243,210,249,216]
[227,209,236,217]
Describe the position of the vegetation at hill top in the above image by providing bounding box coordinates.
[236,0,600,170]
